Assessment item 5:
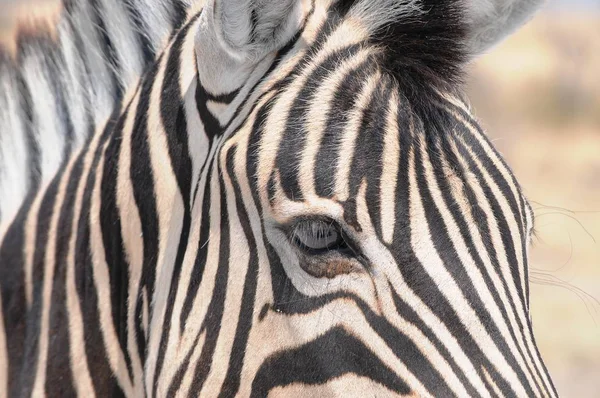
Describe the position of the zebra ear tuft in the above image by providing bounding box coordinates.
[463,0,546,56]
[210,0,303,61]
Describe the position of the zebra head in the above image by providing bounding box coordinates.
[168,0,556,396]
[0,0,558,397]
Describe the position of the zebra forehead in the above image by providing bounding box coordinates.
[252,64,531,246]
[335,0,468,91]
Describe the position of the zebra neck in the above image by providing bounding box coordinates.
[0,0,189,226]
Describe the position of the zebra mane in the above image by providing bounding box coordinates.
[0,0,189,225]
[340,0,468,95]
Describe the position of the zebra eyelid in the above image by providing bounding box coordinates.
[278,216,360,255]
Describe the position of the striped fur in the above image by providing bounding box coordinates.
[0,0,190,226]
[0,0,557,396]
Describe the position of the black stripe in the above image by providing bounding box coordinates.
[356,298,457,397]
[152,18,198,394]
[413,129,537,396]
[204,88,241,105]
[388,97,513,396]
[245,93,275,209]
[430,125,548,394]
[166,331,203,396]
[347,79,391,232]
[171,0,189,33]
[196,79,226,140]
[75,111,124,397]
[250,8,259,45]
[209,0,314,142]
[442,102,529,300]
[19,166,61,396]
[247,95,348,317]
[0,193,35,396]
[215,1,314,139]
[389,285,480,396]
[44,150,86,397]
[251,327,412,397]
[447,103,527,228]
[275,44,363,202]
[100,107,134,383]
[442,132,548,395]
[218,145,259,397]
[189,172,230,393]
[313,61,377,197]
[129,54,163,351]
[180,155,215,331]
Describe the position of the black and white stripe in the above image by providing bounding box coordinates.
[1,0,558,396]
[0,0,190,226]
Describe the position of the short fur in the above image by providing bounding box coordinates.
[0,1,554,396]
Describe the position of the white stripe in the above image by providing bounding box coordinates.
[441,94,527,237]
[407,145,528,396]
[65,143,99,398]
[180,22,211,201]
[269,375,411,397]
[418,133,542,396]
[451,109,529,310]
[298,48,373,198]
[355,180,490,397]
[199,140,252,395]
[97,0,145,88]
[248,296,431,397]
[32,147,81,396]
[255,11,371,200]
[117,92,146,395]
[23,183,50,308]
[451,131,547,394]
[89,145,134,396]
[173,161,223,358]
[334,71,380,200]
[127,0,175,53]
[174,331,207,398]
[482,366,504,398]
[57,19,91,150]
[155,110,222,393]
[380,91,400,244]
[69,0,117,126]
[144,50,186,397]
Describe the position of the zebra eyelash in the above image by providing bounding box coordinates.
[285,217,353,255]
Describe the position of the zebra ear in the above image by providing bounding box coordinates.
[463,0,545,56]
[195,0,303,95]
[210,0,303,61]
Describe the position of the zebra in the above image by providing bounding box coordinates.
[0,0,191,226]
[0,0,559,396]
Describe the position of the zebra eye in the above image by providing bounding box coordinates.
[291,220,348,253]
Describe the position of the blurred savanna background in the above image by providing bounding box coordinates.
[1,0,599,396]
